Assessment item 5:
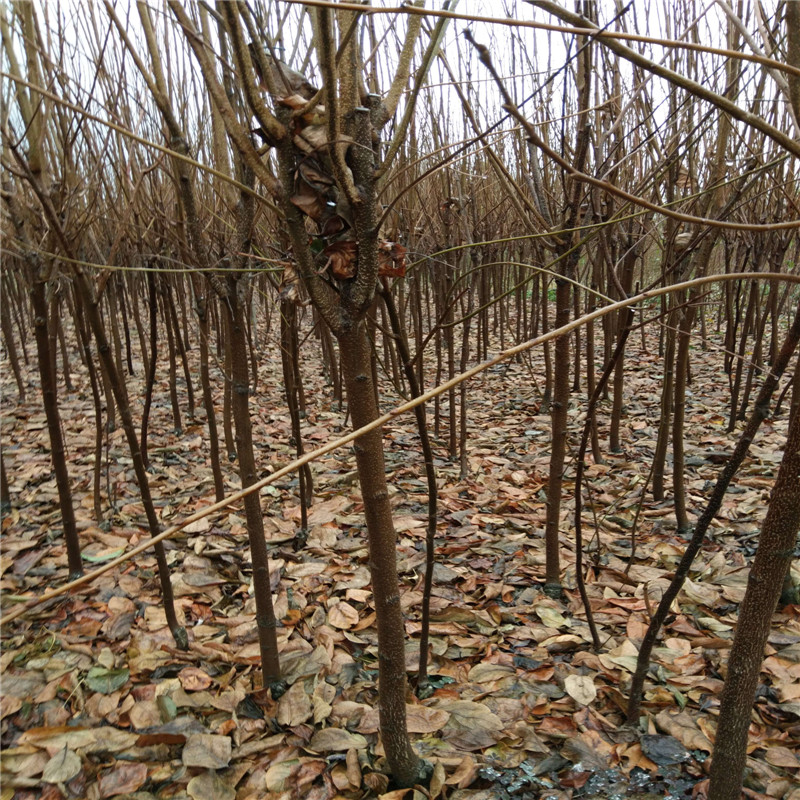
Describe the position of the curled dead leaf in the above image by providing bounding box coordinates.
[378,241,407,277]
[364,771,390,794]
[346,747,362,787]
[178,667,213,692]
[327,601,360,630]
[322,241,357,280]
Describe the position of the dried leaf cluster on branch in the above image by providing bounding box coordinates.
[257,56,406,298]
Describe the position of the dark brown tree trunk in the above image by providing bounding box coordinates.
[141,271,158,469]
[610,245,636,452]
[193,279,225,502]
[707,392,800,800]
[378,280,439,689]
[339,324,421,786]
[672,299,696,534]
[541,272,553,407]
[728,280,756,432]
[30,276,83,578]
[291,313,307,416]
[223,316,236,461]
[281,300,312,536]
[130,275,150,378]
[16,285,30,366]
[162,282,183,435]
[446,272,457,459]
[1,286,26,402]
[224,297,282,684]
[107,280,126,392]
[246,287,259,393]
[652,315,676,501]
[544,259,574,596]
[73,275,188,650]
[458,289,473,481]
[0,446,10,514]
[224,165,282,687]
[98,337,117,433]
[166,279,195,421]
[118,276,135,375]
[74,292,106,525]
[571,280,581,393]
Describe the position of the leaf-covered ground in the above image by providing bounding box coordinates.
[2,315,799,800]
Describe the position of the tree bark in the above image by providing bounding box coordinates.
[707,385,800,800]
[544,265,572,595]
[193,278,225,502]
[0,279,26,402]
[224,296,282,684]
[339,323,421,787]
[378,280,439,689]
[28,260,82,577]
[0,446,10,513]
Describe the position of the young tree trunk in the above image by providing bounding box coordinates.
[378,280,439,689]
[29,263,83,577]
[0,446,10,513]
[672,299,696,534]
[707,394,800,800]
[728,279,756,432]
[141,270,158,469]
[166,279,195,421]
[193,278,225,502]
[652,315,676,501]
[339,324,421,786]
[107,279,126,389]
[13,278,30,367]
[162,282,183,435]
[280,299,311,537]
[609,245,637,452]
[1,283,26,402]
[130,275,150,378]
[75,303,106,525]
[223,323,236,461]
[73,275,188,649]
[224,296,282,685]
[98,335,117,433]
[55,297,72,392]
[118,276,135,375]
[47,287,70,392]
[544,265,572,596]
[540,275,555,407]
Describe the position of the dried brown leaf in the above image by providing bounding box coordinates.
[41,747,81,784]
[182,734,232,769]
[98,762,147,798]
